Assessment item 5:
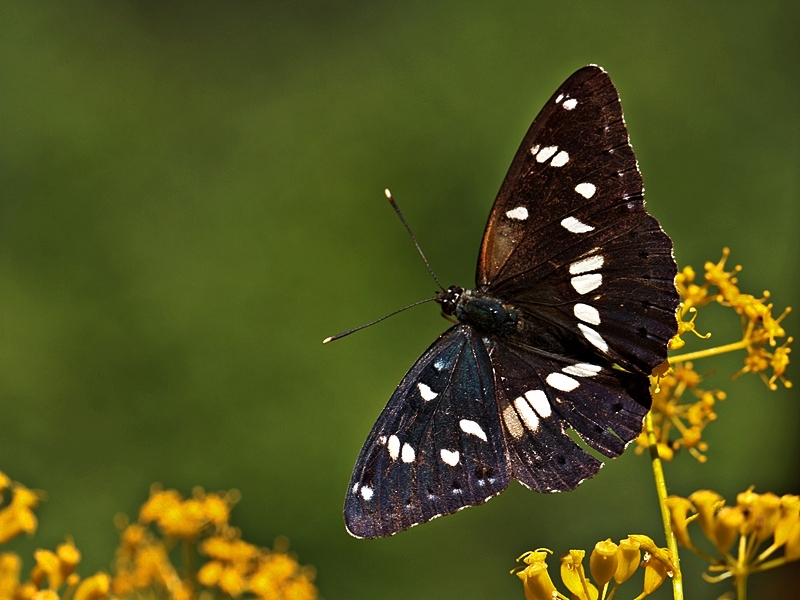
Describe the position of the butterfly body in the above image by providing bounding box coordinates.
[437,286,519,336]
[344,66,679,539]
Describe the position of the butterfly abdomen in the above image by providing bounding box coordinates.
[436,286,520,336]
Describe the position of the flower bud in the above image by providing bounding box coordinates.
[713,506,744,555]
[642,553,669,594]
[589,539,618,587]
[73,573,110,600]
[614,537,641,584]
[774,495,800,547]
[665,496,695,548]
[689,490,725,543]
[560,550,597,600]
[516,552,558,600]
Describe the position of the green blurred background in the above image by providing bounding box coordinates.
[1,1,798,598]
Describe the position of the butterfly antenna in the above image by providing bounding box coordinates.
[322,298,436,344]
[384,189,445,291]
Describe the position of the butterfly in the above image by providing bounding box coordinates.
[343,65,679,538]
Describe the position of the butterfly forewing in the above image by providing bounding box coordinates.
[345,326,510,539]
[476,65,678,375]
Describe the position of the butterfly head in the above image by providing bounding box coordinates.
[434,285,464,316]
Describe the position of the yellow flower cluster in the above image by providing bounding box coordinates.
[139,484,238,539]
[642,249,793,462]
[672,248,792,390]
[0,472,110,600]
[666,489,800,589]
[637,362,726,462]
[1,474,317,600]
[113,485,318,600]
[198,534,318,600]
[514,535,674,600]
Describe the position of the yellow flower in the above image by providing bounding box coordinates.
[139,487,238,540]
[713,507,744,555]
[218,566,247,597]
[30,590,58,600]
[197,561,224,587]
[774,495,800,547]
[689,490,725,543]
[613,536,641,584]
[0,553,22,600]
[31,550,60,589]
[514,550,558,600]
[640,362,723,462]
[0,486,41,544]
[670,488,800,592]
[588,539,617,587]
[739,491,781,543]
[666,496,695,549]
[560,550,597,600]
[73,573,110,600]
[641,552,669,594]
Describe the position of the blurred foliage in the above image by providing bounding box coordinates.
[1,1,798,598]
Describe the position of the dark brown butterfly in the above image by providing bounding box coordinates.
[344,65,679,538]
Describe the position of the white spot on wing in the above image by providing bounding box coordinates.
[578,323,609,352]
[562,363,602,378]
[546,373,580,392]
[459,419,488,441]
[378,435,387,445]
[505,206,529,220]
[514,397,540,432]
[529,144,540,156]
[550,150,569,167]
[352,482,359,493]
[563,98,578,110]
[503,405,524,439]
[524,390,551,417]
[536,146,558,163]
[571,273,602,294]
[555,93,564,103]
[418,382,438,401]
[574,303,601,325]
[440,449,460,466]
[360,485,374,500]
[575,182,597,198]
[388,435,400,460]
[561,216,594,234]
[401,442,415,463]
[569,255,604,274]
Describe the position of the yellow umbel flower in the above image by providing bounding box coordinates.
[114,487,318,600]
[139,485,238,540]
[514,536,673,600]
[644,250,793,462]
[667,488,800,592]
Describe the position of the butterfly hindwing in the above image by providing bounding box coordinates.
[485,338,651,492]
[344,325,510,539]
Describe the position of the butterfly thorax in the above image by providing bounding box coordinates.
[435,285,519,336]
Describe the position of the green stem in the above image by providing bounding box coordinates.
[183,538,197,599]
[736,573,747,600]
[645,411,684,600]
[668,339,747,364]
